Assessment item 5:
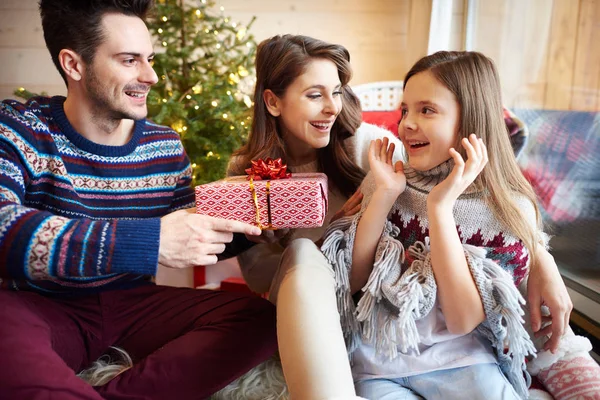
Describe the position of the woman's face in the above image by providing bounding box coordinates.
[398,70,460,171]
[265,58,343,163]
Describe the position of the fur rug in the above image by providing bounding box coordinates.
[78,347,289,399]
[210,354,289,400]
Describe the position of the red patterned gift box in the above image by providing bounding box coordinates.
[195,162,328,229]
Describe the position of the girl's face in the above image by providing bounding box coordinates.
[264,58,342,163]
[399,70,460,171]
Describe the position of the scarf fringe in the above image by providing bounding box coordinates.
[321,215,361,353]
[464,244,536,399]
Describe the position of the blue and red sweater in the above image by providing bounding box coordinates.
[0,96,194,295]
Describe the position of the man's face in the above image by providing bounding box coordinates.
[83,13,158,121]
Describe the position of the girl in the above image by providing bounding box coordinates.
[229,39,573,400]
[321,51,565,399]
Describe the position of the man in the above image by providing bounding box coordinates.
[0,0,276,399]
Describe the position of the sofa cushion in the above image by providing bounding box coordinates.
[361,109,403,135]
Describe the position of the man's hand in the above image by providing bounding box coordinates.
[158,208,261,268]
[528,246,573,353]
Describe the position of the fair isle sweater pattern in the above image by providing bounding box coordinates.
[322,160,539,398]
[0,96,194,294]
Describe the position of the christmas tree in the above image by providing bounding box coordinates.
[147,0,257,184]
[16,0,257,184]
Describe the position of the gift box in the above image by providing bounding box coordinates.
[195,159,328,229]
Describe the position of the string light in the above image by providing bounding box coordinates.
[236,28,246,40]
[157,28,163,34]
[246,42,252,48]
[186,95,192,99]
[211,100,218,107]
[161,75,166,80]
[216,43,221,49]
[171,120,185,133]
[161,16,168,22]
[194,105,200,110]
[243,95,252,108]
[228,73,240,84]
[226,90,231,95]
[195,9,202,17]
[162,98,167,103]
[230,125,235,130]
[207,151,214,157]
[240,121,245,126]
[162,41,168,47]
[222,113,228,119]
[192,85,202,94]
[213,30,219,35]
[237,66,249,77]
[232,22,237,28]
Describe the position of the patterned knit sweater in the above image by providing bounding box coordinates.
[322,160,541,398]
[0,96,194,294]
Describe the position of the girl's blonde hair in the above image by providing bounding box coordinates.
[404,51,542,262]
[230,34,365,197]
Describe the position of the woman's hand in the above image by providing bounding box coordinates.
[245,228,290,244]
[330,189,363,224]
[428,134,488,208]
[368,137,405,196]
[528,246,573,353]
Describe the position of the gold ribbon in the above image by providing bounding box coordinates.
[248,176,275,230]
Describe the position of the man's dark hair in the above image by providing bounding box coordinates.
[39,0,154,84]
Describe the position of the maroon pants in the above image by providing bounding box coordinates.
[0,285,277,400]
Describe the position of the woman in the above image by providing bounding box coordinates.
[229,35,572,400]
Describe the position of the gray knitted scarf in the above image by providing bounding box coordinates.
[321,160,537,399]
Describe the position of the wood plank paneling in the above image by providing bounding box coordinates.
[219,0,413,85]
[0,0,424,100]
[0,49,63,87]
[511,0,553,109]
[570,0,600,111]
[544,0,580,110]
[0,9,45,48]
[0,84,66,103]
[405,0,432,72]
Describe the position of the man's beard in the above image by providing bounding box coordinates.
[85,67,147,122]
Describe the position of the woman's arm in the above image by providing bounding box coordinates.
[427,135,488,335]
[351,138,405,293]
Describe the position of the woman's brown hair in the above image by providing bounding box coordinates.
[404,51,542,262]
[230,34,365,197]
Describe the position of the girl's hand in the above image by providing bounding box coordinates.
[428,134,488,208]
[368,137,405,196]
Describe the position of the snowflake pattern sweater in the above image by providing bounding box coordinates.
[0,96,194,295]
[322,159,542,398]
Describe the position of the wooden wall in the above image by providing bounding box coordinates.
[2,0,597,111]
[0,0,431,101]
[467,0,600,111]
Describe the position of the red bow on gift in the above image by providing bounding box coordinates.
[245,158,292,180]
